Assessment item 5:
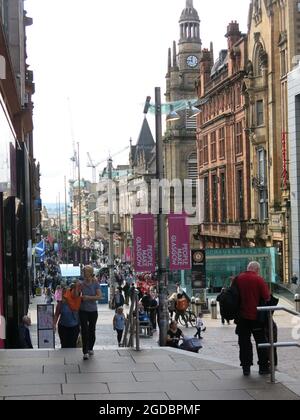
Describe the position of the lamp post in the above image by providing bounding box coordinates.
[155,88,170,347]
[144,89,172,346]
[107,157,115,308]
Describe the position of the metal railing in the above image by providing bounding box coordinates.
[257,306,300,383]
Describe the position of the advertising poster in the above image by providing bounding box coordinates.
[168,214,191,271]
[37,304,55,349]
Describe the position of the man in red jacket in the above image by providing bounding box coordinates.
[235,261,270,376]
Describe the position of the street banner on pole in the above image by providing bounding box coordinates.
[168,213,191,271]
[133,214,155,273]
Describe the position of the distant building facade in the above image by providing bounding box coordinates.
[196,22,249,249]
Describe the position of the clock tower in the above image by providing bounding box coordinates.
[164,0,204,249]
[166,0,202,104]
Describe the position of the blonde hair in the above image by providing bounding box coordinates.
[83,265,94,279]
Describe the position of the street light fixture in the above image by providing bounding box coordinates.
[166,104,180,122]
[188,101,202,118]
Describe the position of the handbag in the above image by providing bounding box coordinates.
[76,333,82,348]
[257,295,279,324]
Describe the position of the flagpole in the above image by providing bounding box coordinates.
[77,142,82,271]
[64,176,69,265]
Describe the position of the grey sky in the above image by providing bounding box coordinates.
[25,0,249,203]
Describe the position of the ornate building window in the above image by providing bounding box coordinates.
[219,127,225,159]
[257,148,268,222]
[211,131,217,161]
[204,176,210,222]
[237,168,244,221]
[235,121,243,155]
[203,135,209,164]
[253,0,262,24]
[220,172,227,223]
[212,174,218,223]
[256,100,264,126]
[199,138,203,166]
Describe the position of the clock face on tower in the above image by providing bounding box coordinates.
[186,55,198,68]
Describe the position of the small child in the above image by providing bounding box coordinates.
[19,316,33,349]
[194,313,206,339]
[113,307,126,347]
[45,288,53,304]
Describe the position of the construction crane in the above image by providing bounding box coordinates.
[87,153,101,184]
[86,146,130,183]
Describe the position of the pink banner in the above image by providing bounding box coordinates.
[133,214,155,273]
[168,214,191,271]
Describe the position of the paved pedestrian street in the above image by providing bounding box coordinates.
[0,295,298,400]
[0,347,299,400]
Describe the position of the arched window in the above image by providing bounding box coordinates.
[253,43,268,77]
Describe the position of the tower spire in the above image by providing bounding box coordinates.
[186,0,193,7]
[173,41,177,67]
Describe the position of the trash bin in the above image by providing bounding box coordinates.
[98,285,109,304]
[210,299,218,320]
[295,294,300,313]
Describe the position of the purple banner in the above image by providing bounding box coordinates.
[168,214,191,271]
[133,214,155,273]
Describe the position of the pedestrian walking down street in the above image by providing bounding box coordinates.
[235,261,270,377]
[113,307,126,347]
[194,313,206,339]
[216,288,231,325]
[54,288,80,349]
[79,265,102,361]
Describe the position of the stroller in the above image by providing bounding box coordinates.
[179,337,202,353]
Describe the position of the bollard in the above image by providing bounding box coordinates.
[191,297,196,314]
[195,298,201,316]
[210,299,218,320]
[295,294,300,313]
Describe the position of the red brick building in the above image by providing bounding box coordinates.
[196,22,250,248]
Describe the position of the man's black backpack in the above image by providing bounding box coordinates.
[217,281,240,321]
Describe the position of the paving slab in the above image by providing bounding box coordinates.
[0,358,65,367]
[0,365,43,375]
[79,362,159,373]
[166,389,254,401]
[0,384,62,397]
[62,382,109,395]
[107,380,198,394]
[0,373,66,386]
[76,393,169,401]
[43,364,80,374]
[246,383,300,400]
[5,395,75,400]
[282,382,300,396]
[153,361,195,371]
[0,350,49,359]
[133,370,217,383]
[66,372,136,384]
[192,378,273,391]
